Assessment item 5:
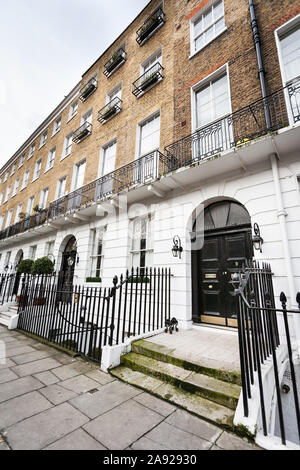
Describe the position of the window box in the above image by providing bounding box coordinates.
[97,97,122,124]
[79,77,98,101]
[132,63,164,97]
[73,122,92,143]
[104,48,126,77]
[136,6,165,45]
[86,277,102,283]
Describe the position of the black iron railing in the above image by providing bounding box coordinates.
[79,77,98,101]
[0,272,22,305]
[132,62,164,97]
[234,261,300,446]
[17,268,171,363]
[165,78,300,171]
[97,97,122,124]
[72,122,92,143]
[103,48,126,77]
[136,6,165,45]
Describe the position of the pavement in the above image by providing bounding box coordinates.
[0,325,259,451]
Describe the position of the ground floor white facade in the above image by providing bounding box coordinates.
[1,126,300,348]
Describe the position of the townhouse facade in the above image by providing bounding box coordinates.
[0,0,299,344]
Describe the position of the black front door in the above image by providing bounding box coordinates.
[198,229,253,326]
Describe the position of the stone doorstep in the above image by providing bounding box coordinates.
[121,352,241,410]
[110,365,235,430]
[132,339,241,386]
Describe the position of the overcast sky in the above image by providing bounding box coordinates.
[0,0,150,168]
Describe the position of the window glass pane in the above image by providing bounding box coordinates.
[212,74,230,119]
[281,26,300,82]
[140,114,160,156]
[102,142,116,175]
[195,34,204,52]
[215,17,225,35]
[203,9,213,29]
[194,17,203,37]
[214,0,224,20]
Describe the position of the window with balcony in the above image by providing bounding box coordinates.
[132,50,164,97]
[136,5,165,46]
[98,84,122,124]
[191,0,225,55]
[27,196,35,216]
[79,75,98,101]
[73,160,86,191]
[62,132,73,159]
[89,228,105,279]
[52,117,62,136]
[10,164,16,176]
[5,210,13,229]
[56,176,67,200]
[4,185,11,203]
[28,144,35,160]
[15,204,23,224]
[73,110,93,143]
[39,131,48,149]
[103,45,126,77]
[46,147,56,171]
[33,159,42,181]
[96,140,117,199]
[12,178,20,197]
[21,169,30,190]
[19,153,25,168]
[130,215,153,272]
[68,101,78,121]
[138,113,160,157]
[39,187,49,210]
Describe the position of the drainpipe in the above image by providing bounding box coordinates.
[270,153,300,358]
[249,0,272,130]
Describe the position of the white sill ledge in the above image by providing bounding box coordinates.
[189,27,228,60]
[44,167,54,174]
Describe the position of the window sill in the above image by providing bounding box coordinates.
[32,177,39,183]
[60,153,71,162]
[189,27,228,60]
[44,167,54,174]
[20,187,27,192]
[39,142,47,150]
[51,129,61,138]
[67,113,77,124]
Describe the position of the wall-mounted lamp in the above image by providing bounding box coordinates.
[47,254,56,266]
[172,236,183,259]
[67,256,75,267]
[252,223,264,253]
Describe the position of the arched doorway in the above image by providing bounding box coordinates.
[59,236,77,294]
[13,250,24,296]
[192,200,253,327]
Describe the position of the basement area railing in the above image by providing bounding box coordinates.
[16,267,171,363]
[234,261,300,446]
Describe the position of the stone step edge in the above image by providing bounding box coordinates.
[132,339,242,386]
[122,352,240,410]
[110,365,236,432]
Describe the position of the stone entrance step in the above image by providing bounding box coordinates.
[110,365,235,430]
[121,352,240,410]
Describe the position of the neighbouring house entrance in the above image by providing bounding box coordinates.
[192,200,253,327]
[59,236,77,299]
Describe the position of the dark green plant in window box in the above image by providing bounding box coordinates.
[86,277,102,283]
[128,276,151,284]
[140,72,158,91]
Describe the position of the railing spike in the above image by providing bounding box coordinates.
[296,292,300,309]
[280,292,287,305]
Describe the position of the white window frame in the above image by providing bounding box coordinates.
[3,172,8,183]
[27,196,35,215]
[0,215,4,230]
[21,169,30,190]
[19,153,25,168]
[141,47,162,75]
[14,204,23,223]
[80,108,93,126]
[189,0,226,58]
[46,147,56,172]
[0,192,3,205]
[4,185,12,203]
[28,144,35,160]
[62,132,74,159]
[191,63,232,133]
[39,187,49,210]
[5,209,13,229]
[55,175,67,200]
[106,83,123,105]
[29,245,37,261]
[68,101,78,121]
[136,110,161,159]
[39,130,48,149]
[130,214,154,270]
[45,240,55,258]
[99,139,117,178]
[71,159,86,191]
[12,178,20,197]
[52,117,62,136]
[89,228,105,279]
[33,159,42,181]
[10,163,16,176]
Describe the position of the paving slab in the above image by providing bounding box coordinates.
[59,375,101,394]
[85,369,116,385]
[133,393,176,417]
[12,350,53,365]
[131,436,170,451]
[33,370,59,386]
[0,391,52,429]
[70,380,141,419]
[165,409,222,443]
[5,402,89,450]
[11,357,61,377]
[216,431,258,451]
[51,362,94,381]
[146,421,212,450]
[39,384,78,405]
[84,400,164,450]
[0,359,16,370]
[0,376,43,403]
[4,345,36,358]
[51,353,77,365]
[0,368,19,384]
[44,428,106,450]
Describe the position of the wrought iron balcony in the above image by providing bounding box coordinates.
[132,62,164,97]
[103,48,126,77]
[72,122,92,144]
[79,77,98,101]
[164,77,300,173]
[97,97,122,124]
[136,6,165,45]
